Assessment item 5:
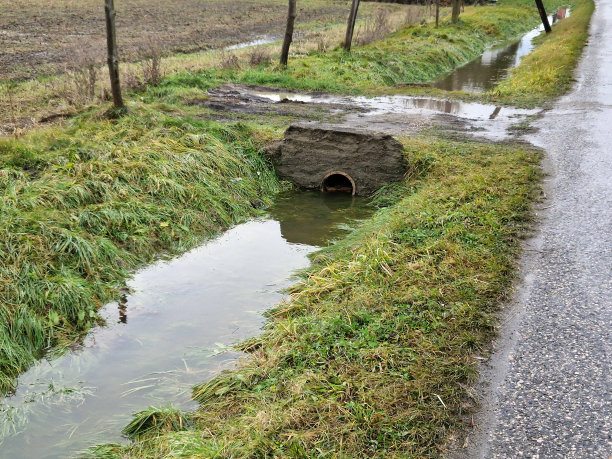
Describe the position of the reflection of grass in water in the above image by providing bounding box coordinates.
[120,345,241,403]
[0,382,94,443]
[269,191,375,247]
[0,346,240,451]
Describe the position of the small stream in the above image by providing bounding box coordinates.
[433,8,570,92]
[0,192,373,459]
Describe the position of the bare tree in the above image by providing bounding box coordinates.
[435,0,440,28]
[280,0,297,66]
[451,0,461,24]
[344,0,361,52]
[104,0,125,110]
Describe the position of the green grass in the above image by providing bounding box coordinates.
[86,136,542,458]
[0,0,594,454]
[488,0,594,105]
[146,0,576,99]
[0,106,280,394]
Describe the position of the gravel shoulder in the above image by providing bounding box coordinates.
[459,0,612,457]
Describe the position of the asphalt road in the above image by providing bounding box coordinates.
[463,0,612,457]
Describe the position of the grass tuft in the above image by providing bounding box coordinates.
[122,406,192,440]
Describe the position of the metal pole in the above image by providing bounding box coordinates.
[534,0,552,33]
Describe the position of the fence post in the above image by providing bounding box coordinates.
[105,0,125,110]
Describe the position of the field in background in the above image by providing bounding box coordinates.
[0,1,427,136]
[0,0,393,81]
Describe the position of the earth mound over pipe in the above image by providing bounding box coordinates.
[267,125,408,196]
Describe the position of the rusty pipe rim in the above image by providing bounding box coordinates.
[321,170,356,196]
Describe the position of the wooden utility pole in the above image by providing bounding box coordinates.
[435,0,440,28]
[451,0,461,24]
[104,0,125,110]
[344,0,360,52]
[280,0,297,66]
[534,0,552,33]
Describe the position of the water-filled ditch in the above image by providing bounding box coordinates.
[0,192,373,458]
[0,12,571,456]
[433,8,570,92]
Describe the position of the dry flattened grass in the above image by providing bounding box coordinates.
[355,5,431,47]
[105,137,542,458]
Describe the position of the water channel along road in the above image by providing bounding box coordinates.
[464,0,612,457]
[0,8,608,456]
[0,193,371,458]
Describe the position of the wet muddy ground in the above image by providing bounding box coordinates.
[200,83,539,141]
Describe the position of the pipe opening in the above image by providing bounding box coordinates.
[321,171,356,195]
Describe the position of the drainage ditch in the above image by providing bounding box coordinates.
[0,191,372,459]
[0,13,571,457]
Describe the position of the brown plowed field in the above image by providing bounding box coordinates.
[0,0,354,81]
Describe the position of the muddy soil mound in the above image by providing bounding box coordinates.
[268,125,408,196]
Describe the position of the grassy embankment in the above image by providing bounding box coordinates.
[488,0,594,105]
[149,0,584,107]
[81,0,593,458]
[90,137,542,458]
[0,114,280,393]
[0,0,420,396]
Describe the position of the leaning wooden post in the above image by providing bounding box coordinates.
[435,0,440,28]
[534,0,552,33]
[280,0,297,66]
[104,0,125,110]
[344,0,360,52]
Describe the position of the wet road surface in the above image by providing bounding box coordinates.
[464,0,612,457]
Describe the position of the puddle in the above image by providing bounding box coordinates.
[251,92,316,103]
[433,8,570,92]
[251,90,536,120]
[247,89,538,140]
[0,192,372,459]
[225,36,279,50]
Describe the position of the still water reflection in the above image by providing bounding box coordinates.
[0,192,372,458]
[434,8,570,92]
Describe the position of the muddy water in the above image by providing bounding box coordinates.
[433,8,570,92]
[0,192,372,459]
[250,89,539,140]
[252,90,536,119]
